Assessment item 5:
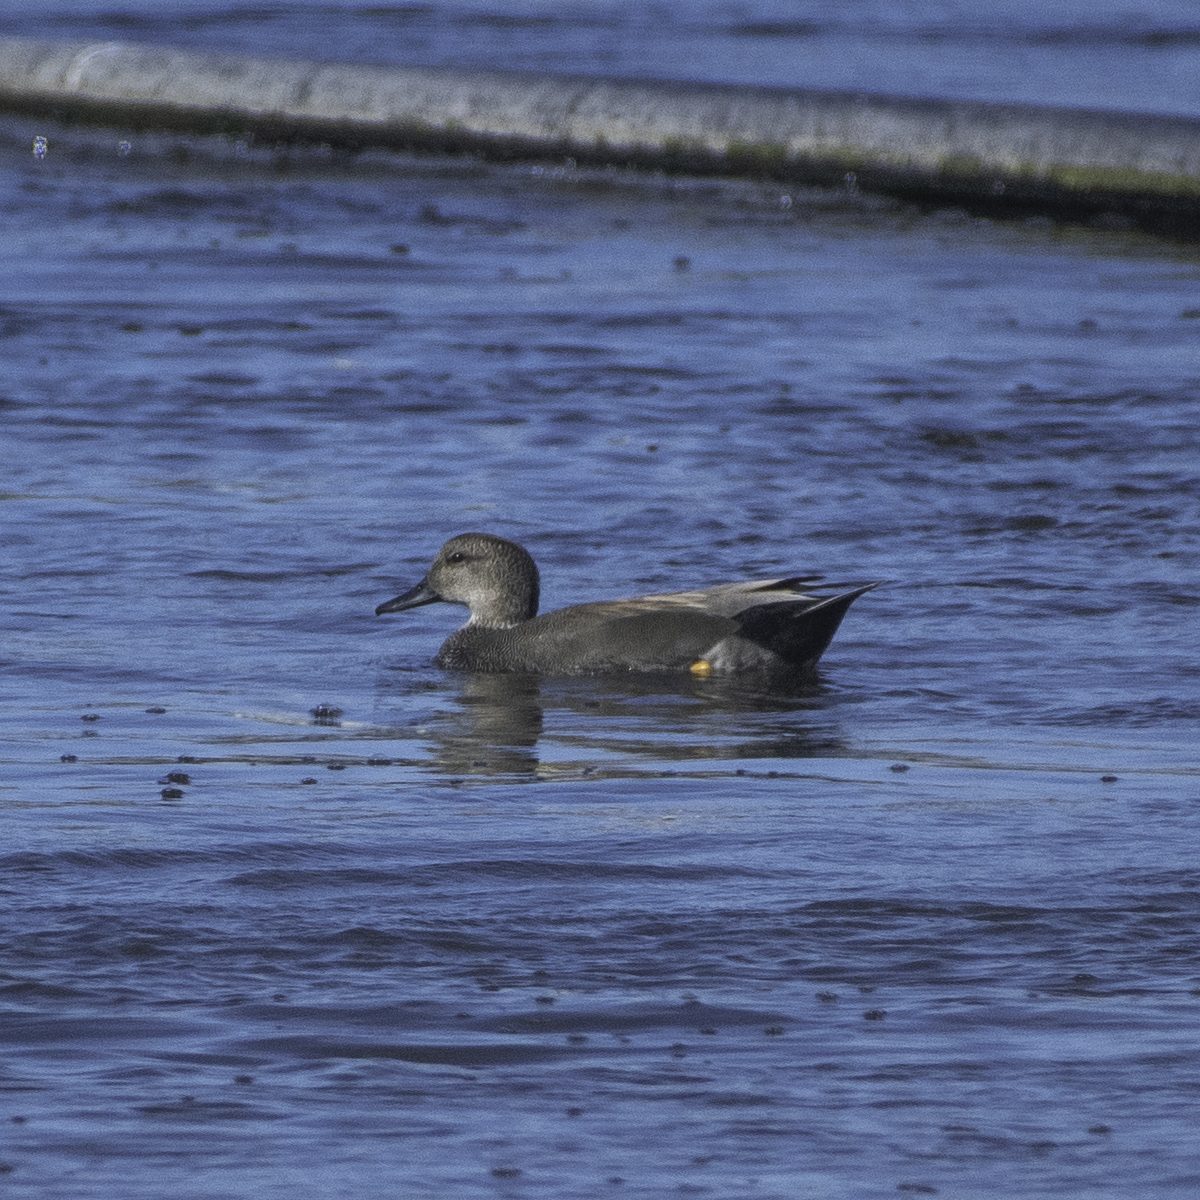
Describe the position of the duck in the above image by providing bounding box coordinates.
[375,532,876,676]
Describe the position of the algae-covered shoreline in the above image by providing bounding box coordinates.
[4,36,1200,233]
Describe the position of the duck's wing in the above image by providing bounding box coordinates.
[559,579,880,673]
[616,575,828,618]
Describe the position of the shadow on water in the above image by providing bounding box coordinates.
[398,669,849,779]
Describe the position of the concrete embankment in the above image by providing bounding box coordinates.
[3,36,1200,230]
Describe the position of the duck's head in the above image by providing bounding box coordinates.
[375,532,540,627]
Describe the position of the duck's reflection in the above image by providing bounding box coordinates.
[424,673,544,777]
[413,669,848,778]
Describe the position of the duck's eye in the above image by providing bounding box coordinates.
[445,551,467,565]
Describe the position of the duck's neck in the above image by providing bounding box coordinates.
[469,584,538,628]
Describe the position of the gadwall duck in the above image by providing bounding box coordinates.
[375,532,876,676]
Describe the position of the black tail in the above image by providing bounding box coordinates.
[738,583,879,671]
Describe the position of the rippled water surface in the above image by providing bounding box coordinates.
[3,6,1200,1196]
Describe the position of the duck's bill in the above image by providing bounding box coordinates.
[375,578,441,615]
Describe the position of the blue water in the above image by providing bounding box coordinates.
[3,4,1200,1198]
